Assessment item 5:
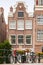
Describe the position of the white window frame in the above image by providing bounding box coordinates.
[9,20,16,29]
[17,34,24,45]
[36,15,43,25]
[18,11,24,18]
[17,20,24,30]
[25,34,32,45]
[9,34,16,45]
[37,30,43,42]
[25,20,32,29]
[38,0,43,5]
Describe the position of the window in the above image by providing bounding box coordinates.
[38,0,43,5]
[9,20,16,29]
[18,12,24,17]
[17,20,24,30]
[36,15,43,25]
[25,20,32,29]
[37,30,43,41]
[26,35,31,44]
[18,35,24,44]
[11,35,16,44]
[42,47,43,52]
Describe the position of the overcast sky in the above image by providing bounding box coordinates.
[0,0,34,24]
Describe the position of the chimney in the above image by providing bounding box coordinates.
[0,7,4,13]
[10,6,13,12]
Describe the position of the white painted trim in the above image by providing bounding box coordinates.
[25,34,32,45]
[25,20,32,29]
[18,11,24,18]
[35,5,43,7]
[35,8,43,10]
[17,20,24,30]
[35,5,43,10]
[17,34,24,45]
[9,34,16,45]
[9,20,16,29]
[37,30,43,42]
[37,40,43,42]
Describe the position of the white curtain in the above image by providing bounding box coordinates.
[9,21,16,29]
[25,20,32,29]
[17,20,24,30]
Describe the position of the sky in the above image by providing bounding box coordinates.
[0,0,34,24]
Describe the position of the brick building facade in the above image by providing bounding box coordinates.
[8,0,43,53]
[0,7,6,43]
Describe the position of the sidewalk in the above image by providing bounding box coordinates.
[40,59,43,63]
[0,63,43,65]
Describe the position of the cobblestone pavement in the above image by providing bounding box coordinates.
[0,63,43,65]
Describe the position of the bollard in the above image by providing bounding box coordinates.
[38,53,40,63]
